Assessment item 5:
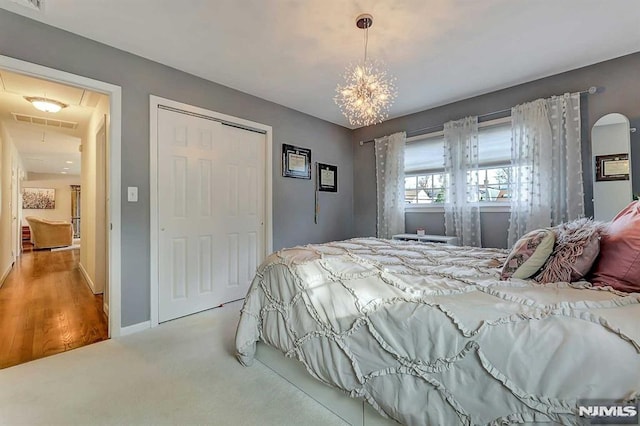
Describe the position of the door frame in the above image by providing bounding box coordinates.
[149,95,273,328]
[0,55,123,337]
[10,159,18,263]
[15,165,24,260]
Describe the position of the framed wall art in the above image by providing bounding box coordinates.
[23,188,56,209]
[317,163,337,192]
[282,144,311,179]
[595,153,629,181]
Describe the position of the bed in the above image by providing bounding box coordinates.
[235,238,640,425]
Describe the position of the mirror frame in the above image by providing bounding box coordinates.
[591,113,632,221]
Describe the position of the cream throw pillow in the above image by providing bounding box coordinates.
[501,229,555,280]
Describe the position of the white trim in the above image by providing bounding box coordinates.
[78,262,96,293]
[149,95,273,328]
[404,204,445,213]
[119,320,151,336]
[405,203,510,213]
[150,98,159,328]
[0,263,12,289]
[0,55,123,338]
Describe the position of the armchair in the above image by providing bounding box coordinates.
[25,216,73,249]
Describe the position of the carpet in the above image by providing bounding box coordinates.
[0,300,347,425]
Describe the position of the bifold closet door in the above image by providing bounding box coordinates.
[157,108,266,323]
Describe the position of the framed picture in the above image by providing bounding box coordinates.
[23,188,56,209]
[282,144,311,179]
[595,153,629,181]
[317,163,337,192]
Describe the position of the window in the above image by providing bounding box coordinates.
[404,119,512,205]
[404,173,447,204]
[404,133,446,204]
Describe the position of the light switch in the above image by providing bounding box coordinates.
[127,186,138,202]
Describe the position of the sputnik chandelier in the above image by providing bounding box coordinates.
[335,13,397,127]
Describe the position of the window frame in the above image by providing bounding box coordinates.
[404,117,512,213]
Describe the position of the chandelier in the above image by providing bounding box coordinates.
[335,14,397,127]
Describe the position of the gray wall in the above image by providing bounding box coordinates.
[406,211,510,249]
[0,10,354,326]
[353,52,640,245]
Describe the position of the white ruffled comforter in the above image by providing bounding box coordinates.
[235,238,640,425]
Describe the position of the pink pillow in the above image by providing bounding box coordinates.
[535,218,604,284]
[591,201,640,292]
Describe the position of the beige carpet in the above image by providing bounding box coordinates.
[0,300,347,425]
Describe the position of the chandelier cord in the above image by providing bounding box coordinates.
[363,25,369,63]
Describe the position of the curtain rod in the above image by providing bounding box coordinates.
[358,86,599,145]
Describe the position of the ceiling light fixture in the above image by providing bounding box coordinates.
[335,13,397,127]
[24,96,68,113]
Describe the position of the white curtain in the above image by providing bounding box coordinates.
[444,116,482,247]
[508,92,583,247]
[375,132,406,238]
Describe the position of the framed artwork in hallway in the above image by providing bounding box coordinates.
[22,188,55,209]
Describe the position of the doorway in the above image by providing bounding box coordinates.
[0,55,122,342]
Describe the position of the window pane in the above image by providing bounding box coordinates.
[405,176,417,189]
[478,166,513,201]
[405,176,416,203]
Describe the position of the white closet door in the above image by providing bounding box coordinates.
[157,108,265,322]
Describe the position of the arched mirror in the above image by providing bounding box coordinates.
[592,113,632,221]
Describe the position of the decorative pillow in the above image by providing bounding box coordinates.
[535,218,605,284]
[500,229,555,280]
[590,201,640,292]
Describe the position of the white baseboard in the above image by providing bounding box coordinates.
[120,320,151,336]
[78,262,96,293]
[0,262,12,289]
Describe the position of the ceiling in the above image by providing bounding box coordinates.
[1,0,639,129]
[0,69,104,175]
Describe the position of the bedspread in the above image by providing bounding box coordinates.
[235,238,640,425]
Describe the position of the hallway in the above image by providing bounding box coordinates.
[0,249,107,369]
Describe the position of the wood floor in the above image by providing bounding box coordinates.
[0,249,108,369]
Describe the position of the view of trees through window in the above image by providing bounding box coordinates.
[405,166,512,204]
